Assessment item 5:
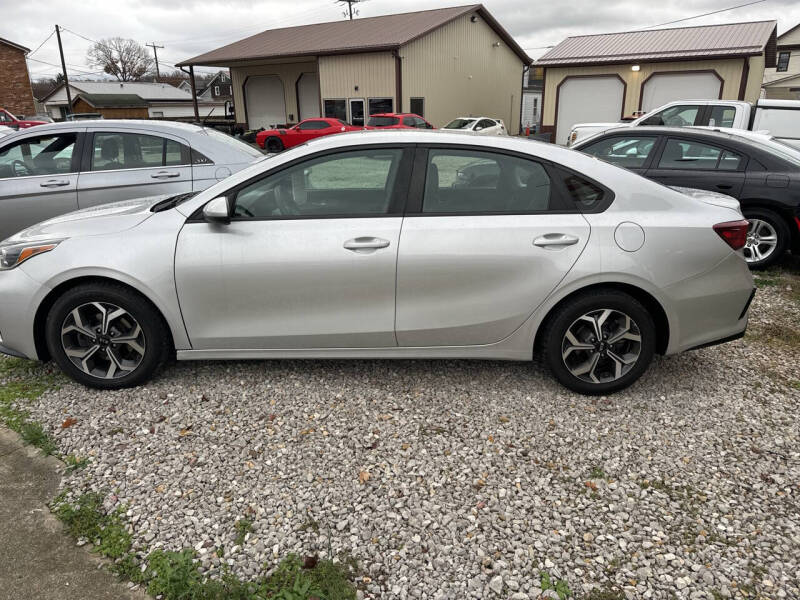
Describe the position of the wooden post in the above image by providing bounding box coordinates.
[189,65,200,122]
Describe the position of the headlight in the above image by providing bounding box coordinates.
[0,240,62,270]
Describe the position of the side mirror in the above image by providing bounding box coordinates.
[203,196,230,224]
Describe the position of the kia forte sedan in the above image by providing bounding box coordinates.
[0,120,264,241]
[0,132,754,395]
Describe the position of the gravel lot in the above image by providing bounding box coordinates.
[7,258,800,600]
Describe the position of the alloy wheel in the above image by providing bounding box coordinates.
[742,218,778,264]
[561,308,642,384]
[60,302,146,379]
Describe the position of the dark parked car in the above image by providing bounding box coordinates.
[574,127,800,268]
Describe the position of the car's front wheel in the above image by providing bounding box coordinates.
[45,283,171,389]
[542,290,656,395]
[265,136,284,153]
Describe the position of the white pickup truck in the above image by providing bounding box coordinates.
[566,99,800,148]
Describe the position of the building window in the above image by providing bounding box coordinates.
[410,97,424,117]
[323,99,347,121]
[777,51,791,72]
[368,97,393,115]
[151,111,164,117]
[214,85,220,96]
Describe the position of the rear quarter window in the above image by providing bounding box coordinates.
[554,167,612,212]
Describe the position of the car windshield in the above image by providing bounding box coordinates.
[444,118,476,130]
[367,116,399,127]
[204,127,264,158]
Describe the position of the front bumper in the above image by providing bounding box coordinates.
[0,266,49,360]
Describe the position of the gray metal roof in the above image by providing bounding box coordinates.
[537,20,777,67]
[178,4,531,66]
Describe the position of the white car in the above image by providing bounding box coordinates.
[442,117,507,136]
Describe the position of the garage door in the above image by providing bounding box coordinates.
[245,75,286,129]
[640,72,721,113]
[297,72,320,120]
[556,76,624,145]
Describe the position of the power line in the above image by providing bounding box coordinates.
[27,30,55,57]
[643,0,767,28]
[26,55,106,76]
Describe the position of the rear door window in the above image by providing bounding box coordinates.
[90,132,189,171]
[422,149,551,214]
[708,106,737,128]
[658,138,743,171]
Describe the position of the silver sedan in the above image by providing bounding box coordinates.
[0,120,264,241]
[0,131,754,394]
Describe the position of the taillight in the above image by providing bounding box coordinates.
[713,220,749,250]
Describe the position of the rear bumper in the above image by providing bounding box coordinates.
[664,253,754,355]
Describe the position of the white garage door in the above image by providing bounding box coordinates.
[297,72,320,120]
[556,76,624,145]
[245,75,286,129]
[641,72,721,113]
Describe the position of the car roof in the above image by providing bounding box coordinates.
[3,119,207,136]
[578,125,759,145]
[371,113,421,118]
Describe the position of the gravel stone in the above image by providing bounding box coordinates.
[9,262,800,598]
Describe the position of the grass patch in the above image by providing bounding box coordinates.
[749,322,800,350]
[540,571,572,599]
[588,466,606,480]
[64,454,90,472]
[53,490,357,599]
[234,518,253,546]
[0,357,63,455]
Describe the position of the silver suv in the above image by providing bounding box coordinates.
[0,120,263,241]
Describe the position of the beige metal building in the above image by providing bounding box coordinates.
[762,22,800,99]
[535,21,777,144]
[178,4,531,132]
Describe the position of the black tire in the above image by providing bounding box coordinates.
[741,208,789,270]
[540,289,656,395]
[265,136,284,153]
[45,282,171,390]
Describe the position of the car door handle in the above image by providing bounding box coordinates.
[343,237,391,252]
[150,171,180,179]
[533,234,580,247]
[716,184,733,190]
[40,179,70,188]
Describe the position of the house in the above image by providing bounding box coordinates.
[0,36,36,117]
[41,81,225,120]
[521,66,543,131]
[536,21,777,144]
[199,71,233,102]
[762,22,800,99]
[177,4,531,132]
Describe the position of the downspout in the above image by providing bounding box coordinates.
[393,49,402,114]
[519,64,529,135]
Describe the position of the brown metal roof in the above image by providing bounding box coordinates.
[536,20,777,67]
[178,4,531,66]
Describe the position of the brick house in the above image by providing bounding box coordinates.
[0,36,36,117]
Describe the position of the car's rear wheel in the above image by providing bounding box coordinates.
[741,208,788,269]
[541,290,655,395]
[265,136,284,153]
[45,283,170,389]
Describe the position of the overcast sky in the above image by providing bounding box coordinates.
[10,0,800,80]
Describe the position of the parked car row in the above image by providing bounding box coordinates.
[255,114,508,150]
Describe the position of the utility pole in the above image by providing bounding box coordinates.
[336,0,363,20]
[146,43,164,79]
[55,25,72,112]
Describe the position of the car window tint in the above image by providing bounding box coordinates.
[477,119,495,129]
[414,117,429,129]
[402,117,416,127]
[299,120,328,131]
[561,173,606,210]
[165,139,187,166]
[644,105,701,127]
[709,106,737,128]
[422,149,551,214]
[0,133,77,178]
[718,150,744,171]
[232,149,402,219]
[581,136,657,169]
[91,132,168,171]
[658,139,728,170]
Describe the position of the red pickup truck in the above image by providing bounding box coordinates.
[0,108,49,130]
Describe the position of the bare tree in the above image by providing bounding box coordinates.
[87,37,154,81]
